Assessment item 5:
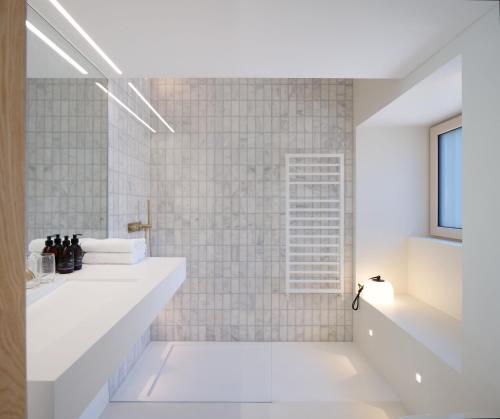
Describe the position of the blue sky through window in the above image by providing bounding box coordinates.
[438,127,462,229]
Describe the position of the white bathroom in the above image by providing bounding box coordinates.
[1,1,500,419]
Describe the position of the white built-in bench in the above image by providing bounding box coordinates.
[354,237,465,415]
[364,294,461,370]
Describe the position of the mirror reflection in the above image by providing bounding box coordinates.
[25,5,108,245]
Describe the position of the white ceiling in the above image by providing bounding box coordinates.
[27,32,99,77]
[362,56,462,127]
[27,6,104,78]
[28,0,493,79]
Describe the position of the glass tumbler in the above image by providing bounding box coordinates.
[40,253,56,283]
[25,253,41,289]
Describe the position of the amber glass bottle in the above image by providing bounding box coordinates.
[57,236,74,274]
[42,235,57,258]
[71,234,83,271]
[53,234,63,265]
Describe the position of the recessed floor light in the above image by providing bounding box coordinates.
[415,372,422,384]
[48,0,122,75]
[128,82,175,133]
[95,82,156,133]
[26,20,88,75]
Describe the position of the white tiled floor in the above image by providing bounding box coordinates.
[112,342,273,402]
[101,401,407,419]
[102,342,406,419]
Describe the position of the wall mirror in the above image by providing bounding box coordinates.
[25,5,108,245]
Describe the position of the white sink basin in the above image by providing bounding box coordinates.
[70,264,142,282]
[71,276,140,282]
[26,265,142,307]
[27,281,134,354]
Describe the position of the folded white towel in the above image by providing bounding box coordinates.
[81,238,147,254]
[83,251,146,265]
[28,239,47,253]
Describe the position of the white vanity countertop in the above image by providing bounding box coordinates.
[27,257,186,419]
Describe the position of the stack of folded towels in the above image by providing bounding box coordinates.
[82,238,147,265]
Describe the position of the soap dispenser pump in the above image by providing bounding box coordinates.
[57,235,74,274]
[42,235,57,258]
[71,234,83,271]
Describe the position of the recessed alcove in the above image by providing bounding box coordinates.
[354,56,465,414]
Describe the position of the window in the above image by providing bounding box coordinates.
[430,115,462,240]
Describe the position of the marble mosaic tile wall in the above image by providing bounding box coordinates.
[105,80,154,392]
[25,78,108,245]
[107,78,151,239]
[149,78,354,342]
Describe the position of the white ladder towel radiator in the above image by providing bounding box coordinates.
[285,153,344,294]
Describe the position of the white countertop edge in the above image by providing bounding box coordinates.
[27,257,187,419]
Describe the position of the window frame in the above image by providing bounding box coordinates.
[429,114,463,241]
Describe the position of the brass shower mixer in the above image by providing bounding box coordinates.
[128,200,152,233]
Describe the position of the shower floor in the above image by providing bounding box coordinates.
[102,342,406,419]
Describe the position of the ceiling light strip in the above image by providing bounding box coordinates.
[26,20,88,75]
[95,82,156,133]
[48,0,122,75]
[128,82,175,133]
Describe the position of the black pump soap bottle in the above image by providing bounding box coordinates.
[57,235,74,274]
[42,235,57,258]
[53,234,63,265]
[71,234,84,271]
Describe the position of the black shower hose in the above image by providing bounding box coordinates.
[351,275,383,310]
[351,283,364,310]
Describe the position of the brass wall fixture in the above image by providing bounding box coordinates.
[128,200,152,233]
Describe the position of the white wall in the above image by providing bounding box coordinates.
[356,126,428,293]
[408,237,462,320]
[354,79,403,126]
[461,8,500,413]
[355,5,500,415]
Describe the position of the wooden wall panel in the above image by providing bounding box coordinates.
[0,0,26,418]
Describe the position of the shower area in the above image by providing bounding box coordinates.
[98,78,403,417]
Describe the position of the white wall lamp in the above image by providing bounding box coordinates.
[352,275,394,310]
[95,82,156,133]
[47,0,122,75]
[368,329,374,337]
[128,82,175,133]
[26,20,88,75]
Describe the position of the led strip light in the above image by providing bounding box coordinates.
[128,82,175,133]
[95,82,156,133]
[44,1,176,135]
[26,20,88,75]
[48,0,122,75]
